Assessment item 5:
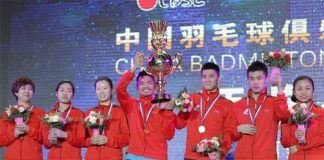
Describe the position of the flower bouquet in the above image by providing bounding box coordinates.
[173,87,193,112]
[288,103,317,144]
[263,48,296,86]
[194,137,222,160]
[41,112,68,145]
[84,111,105,136]
[5,104,32,124]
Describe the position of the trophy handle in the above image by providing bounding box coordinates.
[173,52,182,70]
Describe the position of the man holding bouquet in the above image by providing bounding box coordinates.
[174,62,233,160]
[231,61,290,160]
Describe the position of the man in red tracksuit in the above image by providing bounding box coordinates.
[175,62,233,160]
[231,61,290,160]
[116,52,175,160]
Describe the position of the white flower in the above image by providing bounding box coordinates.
[89,116,97,124]
[184,98,190,104]
[89,111,95,115]
[18,106,25,113]
[48,114,60,122]
[269,52,274,56]
[213,140,220,148]
[44,114,49,119]
[288,107,296,114]
[5,106,12,116]
[300,103,307,109]
[181,92,190,99]
[174,99,182,106]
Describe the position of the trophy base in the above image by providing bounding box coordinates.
[151,93,170,103]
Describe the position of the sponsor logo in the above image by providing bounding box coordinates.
[136,0,206,11]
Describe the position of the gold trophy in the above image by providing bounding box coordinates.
[144,19,181,103]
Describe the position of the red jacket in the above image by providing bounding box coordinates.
[281,101,324,160]
[175,88,233,160]
[231,89,290,160]
[42,103,85,160]
[0,106,45,160]
[83,104,129,160]
[116,70,175,160]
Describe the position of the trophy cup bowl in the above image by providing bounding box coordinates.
[144,19,181,103]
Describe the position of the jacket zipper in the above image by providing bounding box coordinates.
[142,101,147,156]
[99,147,101,160]
[20,139,22,160]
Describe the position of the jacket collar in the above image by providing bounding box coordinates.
[247,88,268,103]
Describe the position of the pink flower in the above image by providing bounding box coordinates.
[59,117,67,124]
[198,143,206,152]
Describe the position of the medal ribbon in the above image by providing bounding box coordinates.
[199,94,221,125]
[98,102,113,135]
[139,101,155,129]
[247,95,267,124]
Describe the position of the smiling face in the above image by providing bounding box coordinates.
[247,71,267,94]
[137,75,155,97]
[201,69,219,92]
[56,83,74,104]
[293,79,314,103]
[95,80,112,102]
[15,84,34,103]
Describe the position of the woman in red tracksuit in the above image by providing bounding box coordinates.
[84,76,129,160]
[42,80,85,160]
[0,77,45,160]
[281,75,324,160]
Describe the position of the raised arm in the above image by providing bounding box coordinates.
[116,52,144,114]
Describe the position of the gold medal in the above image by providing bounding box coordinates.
[198,125,205,133]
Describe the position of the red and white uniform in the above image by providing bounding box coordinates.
[83,104,129,160]
[281,100,324,160]
[116,70,175,160]
[1,106,45,160]
[231,89,290,160]
[175,88,233,160]
[42,103,85,160]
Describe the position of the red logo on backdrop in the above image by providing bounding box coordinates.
[137,0,206,11]
[137,0,158,11]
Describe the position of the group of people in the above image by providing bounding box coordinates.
[0,52,323,160]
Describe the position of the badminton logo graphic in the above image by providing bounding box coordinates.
[136,0,206,11]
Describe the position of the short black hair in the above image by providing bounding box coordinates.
[201,62,220,76]
[136,70,155,85]
[55,80,75,96]
[11,77,35,100]
[94,76,113,90]
[291,75,314,102]
[247,61,268,77]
